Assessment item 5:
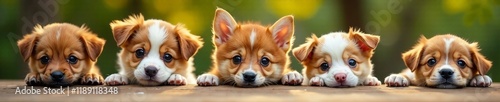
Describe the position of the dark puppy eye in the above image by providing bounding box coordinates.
[40,56,50,64]
[232,55,242,65]
[427,58,437,67]
[348,58,357,68]
[260,57,270,67]
[67,55,78,64]
[135,48,145,58]
[320,62,329,71]
[163,53,173,63]
[457,59,466,68]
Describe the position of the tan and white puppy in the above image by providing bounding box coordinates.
[196,8,303,87]
[292,28,381,87]
[18,23,105,87]
[105,14,203,86]
[385,34,492,88]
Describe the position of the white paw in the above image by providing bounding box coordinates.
[363,76,381,86]
[196,74,219,86]
[309,77,324,86]
[281,71,303,85]
[469,75,492,87]
[104,74,128,86]
[384,74,409,87]
[166,74,186,86]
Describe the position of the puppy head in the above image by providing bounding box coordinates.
[293,28,379,87]
[212,8,294,87]
[402,34,492,88]
[111,14,203,86]
[18,23,105,86]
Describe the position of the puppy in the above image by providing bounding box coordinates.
[196,8,303,87]
[292,28,381,87]
[384,34,492,88]
[18,23,105,87]
[104,14,203,86]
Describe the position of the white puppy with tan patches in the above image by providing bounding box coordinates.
[293,28,381,87]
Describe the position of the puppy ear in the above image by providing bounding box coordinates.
[349,28,380,52]
[269,15,294,51]
[17,28,41,62]
[292,34,318,62]
[469,42,492,75]
[402,36,427,72]
[212,8,237,46]
[110,14,144,46]
[79,30,106,61]
[175,24,204,60]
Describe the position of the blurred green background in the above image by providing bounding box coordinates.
[1,0,499,82]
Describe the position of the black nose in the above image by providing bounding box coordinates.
[144,66,158,77]
[50,71,64,82]
[242,72,257,83]
[439,69,454,79]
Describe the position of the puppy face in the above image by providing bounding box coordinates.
[211,9,294,87]
[17,23,105,86]
[111,14,202,86]
[402,34,492,88]
[293,29,379,87]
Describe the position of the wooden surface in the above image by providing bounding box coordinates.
[0,80,499,102]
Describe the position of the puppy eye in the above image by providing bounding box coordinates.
[260,57,270,67]
[40,56,50,64]
[348,58,357,68]
[135,48,145,58]
[457,59,466,68]
[320,62,329,71]
[67,55,78,64]
[427,58,437,67]
[232,55,242,65]
[163,53,173,63]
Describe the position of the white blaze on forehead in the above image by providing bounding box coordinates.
[250,29,256,48]
[443,38,455,65]
[148,20,168,51]
[56,27,61,40]
[321,32,349,65]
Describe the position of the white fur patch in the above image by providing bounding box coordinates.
[56,28,61,40]
[443,38,455,65]
[250,29,256,49]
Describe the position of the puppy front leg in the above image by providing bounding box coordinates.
[309,76,325,86]
[197,71,220,86]
[281,70,303,86]
[164,74,187,86]
[104,73,128,86]
[25,73,42,86]
[362,75,381,86]
[469,75,492,87]
[80,67,104,85]
[384,74,410,87]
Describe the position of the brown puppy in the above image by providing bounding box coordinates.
[18,23,105,87]
[385,34,492,88]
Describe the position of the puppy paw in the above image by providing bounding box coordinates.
[384,74,409,87]
[309,77,324,86]
[469,75,492,87]
[25,73,42,86]
[363,76,381,86]
[281,71,303,85]
[164,74,186,86]
[80,73,104,85]
[104,74,128,86]
[197,74,219,86]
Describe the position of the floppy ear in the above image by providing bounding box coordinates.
[349,28,380,52]
[402,36,427,72]
[292,34,318,62]
[175,24,204,60]
[469,42,492,75]
[17,31,40,62]
[80,31,106,61]
[212,8,238,46]
[110,14,144,46]
[269,15,294,51]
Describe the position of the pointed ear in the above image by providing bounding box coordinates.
[402,36,427,72]
[79,31,106,61]
[292,34,318,62]
[175,24,204,60]
[212,8,237,46]
[469,42,492,75]
[110,14,144,46]
[269,15,294,51]
[349,28,380,52]
[17,29,41,62]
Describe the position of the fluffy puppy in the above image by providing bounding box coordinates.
[385,34,492,88]
[104,14,203,86]
[196,8,303,87]
[292,28,381,87]
[18,23,105,87]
